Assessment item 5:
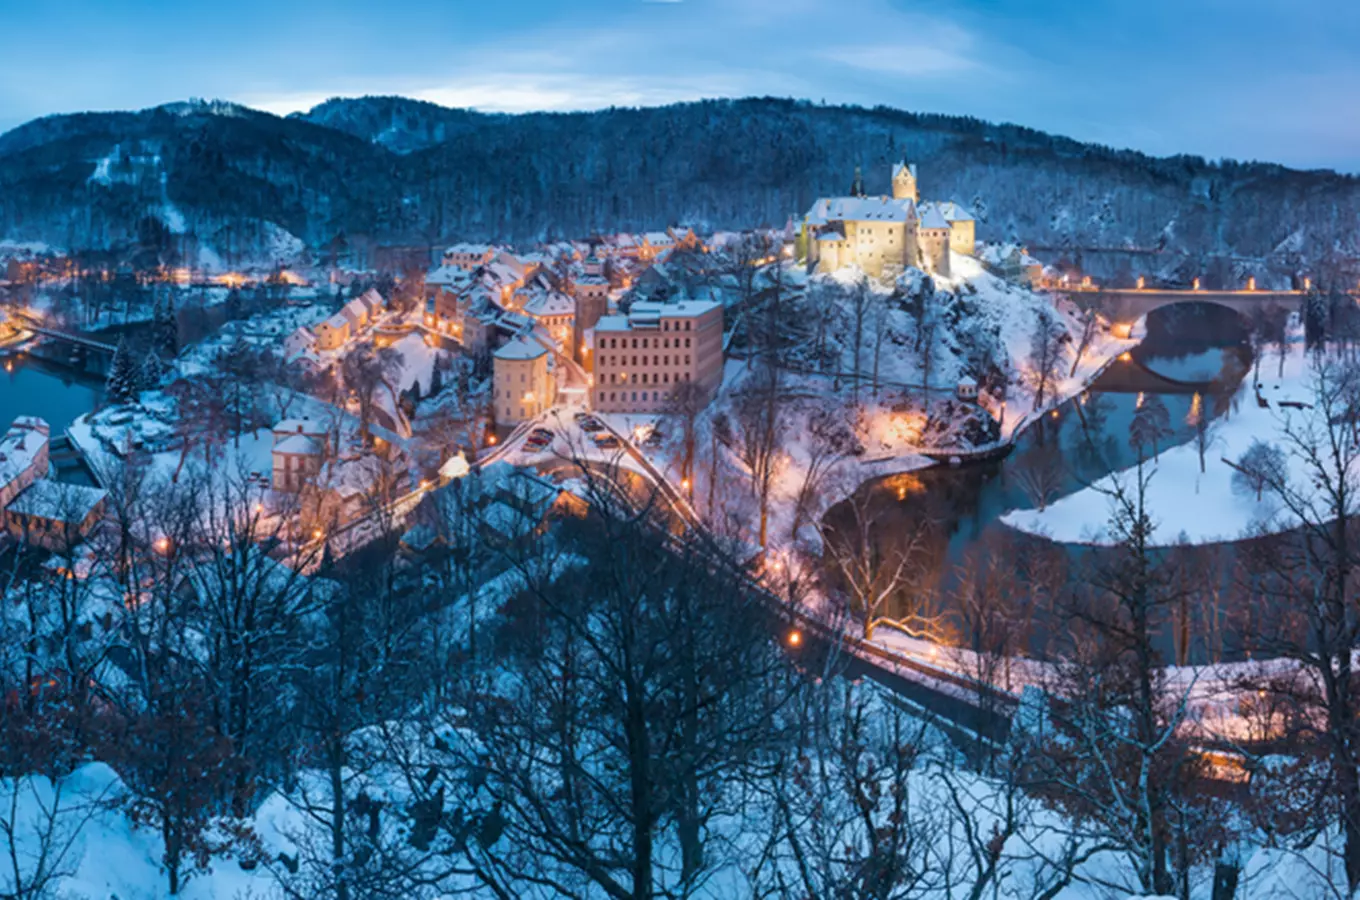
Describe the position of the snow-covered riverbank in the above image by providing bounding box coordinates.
[1003,341,1344,546]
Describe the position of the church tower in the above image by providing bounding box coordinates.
[891,160,918,203]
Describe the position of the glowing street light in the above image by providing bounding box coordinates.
[786,629,803,648]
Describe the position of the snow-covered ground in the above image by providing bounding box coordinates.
[1002,341,1344,546]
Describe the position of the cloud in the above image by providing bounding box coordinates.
[820,43,979,78]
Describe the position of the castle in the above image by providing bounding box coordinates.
[801,160,975,280]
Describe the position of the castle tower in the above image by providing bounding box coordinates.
[891,160,918,203]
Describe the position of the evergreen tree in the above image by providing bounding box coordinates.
[106,337,141,405]
[153,293,179,359]
[224,287,243,321]
[428,360,443,396]
[140,349,166,391]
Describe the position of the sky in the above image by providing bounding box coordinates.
[2,0,1359,171]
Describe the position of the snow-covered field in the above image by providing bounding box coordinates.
[1003,342,1346,546]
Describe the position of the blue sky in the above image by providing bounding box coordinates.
[3,0,1358,170]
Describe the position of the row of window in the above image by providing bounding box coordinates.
[604,371,691,385]
[602,354,692,368]
[601,333,693,350]
[597,390,667,405]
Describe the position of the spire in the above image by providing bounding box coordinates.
[849,165,865,197]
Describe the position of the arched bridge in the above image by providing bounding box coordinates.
[1092,355,1225,395]
[1061,288,1306,335]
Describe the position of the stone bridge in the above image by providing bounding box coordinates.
[1092,354,1222,395]
[1061,288,1306,335]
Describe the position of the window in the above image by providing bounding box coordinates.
[686,321,692,331]
[642,338,649,349]
[685,338,691,348]
[631,391,637,401]
[663,372,670,383]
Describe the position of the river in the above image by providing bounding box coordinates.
[825,303,1255,663]
[0,352,104,435]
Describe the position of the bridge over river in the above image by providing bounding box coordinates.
[1059,286,1308,335]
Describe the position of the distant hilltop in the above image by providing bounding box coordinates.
[1,96,1358,285]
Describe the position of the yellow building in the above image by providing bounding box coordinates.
[802,160,976,280]
[921,201,976,257]
[805,196,919,280]
[493,337,555,426]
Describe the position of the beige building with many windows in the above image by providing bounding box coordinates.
[591,299,723,414]
[493,337,555,426]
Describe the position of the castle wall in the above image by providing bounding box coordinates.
[948,220,975,256]
[920,227,951,277]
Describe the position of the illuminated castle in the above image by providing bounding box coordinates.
[801,160,975,280]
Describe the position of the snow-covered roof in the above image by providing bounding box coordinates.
[274,418,328,438]
[936,201,973,223]
[319,311,349,332]
[444,242,493,256]
[594,315,630,333]
[493,336,547,361]
[919,205,950,230]
[804,195,917,226]
[273,433,324,455]
[892,162,918,180]
[643,232,673,246]
[596,299,720,333]
[632,298,720,319]
[7,480,106,523]
[523,291,575,318]
[0,417,49,489]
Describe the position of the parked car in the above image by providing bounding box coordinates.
[593,434,620,450]
[577,415,605,433]
[529,428,554,442]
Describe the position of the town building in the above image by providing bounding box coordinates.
[442,243,495,270]
[271,418,332,493]
[0,417,50,510]
[493,337,556,426]
[801,160,974,279]
[591,299,723,414]
[520,289,575,350]
[314,289,386,351]
[0,417,107,551]
[572,276,611,365]
[4,480,107,551]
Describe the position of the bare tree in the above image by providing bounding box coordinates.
[734,361,786,548]
[819,489,931,641]
[1236,356,1360,893]
[1013,444,1066,512]
[1231,439,1286,502]
[1028,305,1066,410]
[407,466,799,899]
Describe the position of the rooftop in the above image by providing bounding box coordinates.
[7,480,107,523]
[493,336,548,361]
[804,195,917,226]
[0,417,49,489]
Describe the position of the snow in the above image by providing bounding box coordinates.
[6,479,106,521]
[493,336,547,361]
[1002,341,1341,546]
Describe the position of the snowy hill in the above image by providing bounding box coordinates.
[2,96,1359,278]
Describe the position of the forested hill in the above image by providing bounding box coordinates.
[2,95,1358,275]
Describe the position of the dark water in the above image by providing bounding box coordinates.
[825,304,1254,662]
[0,352,104,435]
